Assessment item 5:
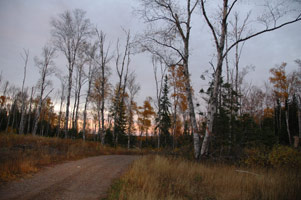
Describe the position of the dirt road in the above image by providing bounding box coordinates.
[0,155,138,200]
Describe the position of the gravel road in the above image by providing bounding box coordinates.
[0,155,139,200]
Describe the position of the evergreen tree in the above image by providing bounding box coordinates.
[110,86,128,146]
[156,75,171,147]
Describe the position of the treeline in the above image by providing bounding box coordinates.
[0,0,301,161]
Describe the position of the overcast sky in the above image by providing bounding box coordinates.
[0,0,300,110]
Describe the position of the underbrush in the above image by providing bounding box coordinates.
[106,155,301,200]
[243,145,301,168]
[0,133,148,182]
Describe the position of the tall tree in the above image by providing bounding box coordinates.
[72,49,87,132]
[26,86,35,134]
[126,72,140,148]
[95,30,112,145]
[82,43,97,141]
[5,86,19,133]
[168,64,189,148]
[152,57,167,148]
[157,75,172,147]
[113,30,131,146]
[137,0,200,158]
[91,68,111,144]
[292,59,301,146]
[32,46,55,136]
[18,49,29,134]
[56,75,67,137]
[200,0,301,157]
[51,9,92,138]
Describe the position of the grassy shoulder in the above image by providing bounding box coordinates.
[0,133,150,182]
[106,155,301,200]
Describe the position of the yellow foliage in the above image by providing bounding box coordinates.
[269,145,301,168]
[243,145,301,169]
[243,147,269,167]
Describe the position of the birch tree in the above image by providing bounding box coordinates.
[137,0,201,159]
[26,86,35,133]
[292,59,301,146]
[200,0,301,157]
[5,85,19,133]
[18,49,29,135]
[82,43,97,141]
[95,30,112,145]
[126,72,140,148]
[51,9,92,138]
[152,58,167,148]
[32,46,55,136]
[56,77,66,137]
[72,50,87,132]
[112,31,131,146]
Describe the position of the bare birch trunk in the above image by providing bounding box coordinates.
[285,108,292,145]
[83,64,93,141]
[64,67,73,138]
[201,0,228,157]
[19,49,29,135]
[101,58,106,145]
[56,87,65,137]
[74,69,82,133]
[27,87,34,134]
[33,97,43,136]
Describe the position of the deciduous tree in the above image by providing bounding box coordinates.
[51,9,92,138]
[200,0,301,157]
[32,46,55,136]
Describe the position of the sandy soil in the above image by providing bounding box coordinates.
[0,155,138,200]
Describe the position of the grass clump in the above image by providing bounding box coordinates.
[107,155,301,200]
[0,133,144,182]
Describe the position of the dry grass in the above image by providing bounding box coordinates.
[0,133,147,182]
[107,155,301,200]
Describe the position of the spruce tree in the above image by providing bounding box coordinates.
[156,75,171,147]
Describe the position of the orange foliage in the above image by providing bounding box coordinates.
[137,99,155,133]
[168,64,189,113]
[263,107,274,118]
[269,63,289,101]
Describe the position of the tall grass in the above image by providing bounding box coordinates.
[0,133,145,182]
[107,155,301,200]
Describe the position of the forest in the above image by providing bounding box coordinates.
[0,0,301,160]
[1,0,301,199]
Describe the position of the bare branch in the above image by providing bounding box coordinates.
[201,0,219,49]
[224,16,301,58]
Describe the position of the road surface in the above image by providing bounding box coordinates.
[0,155,138,200]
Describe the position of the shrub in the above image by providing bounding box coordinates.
[243,146,270,167]
[269,145,301,168]
[243,145,301,169]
